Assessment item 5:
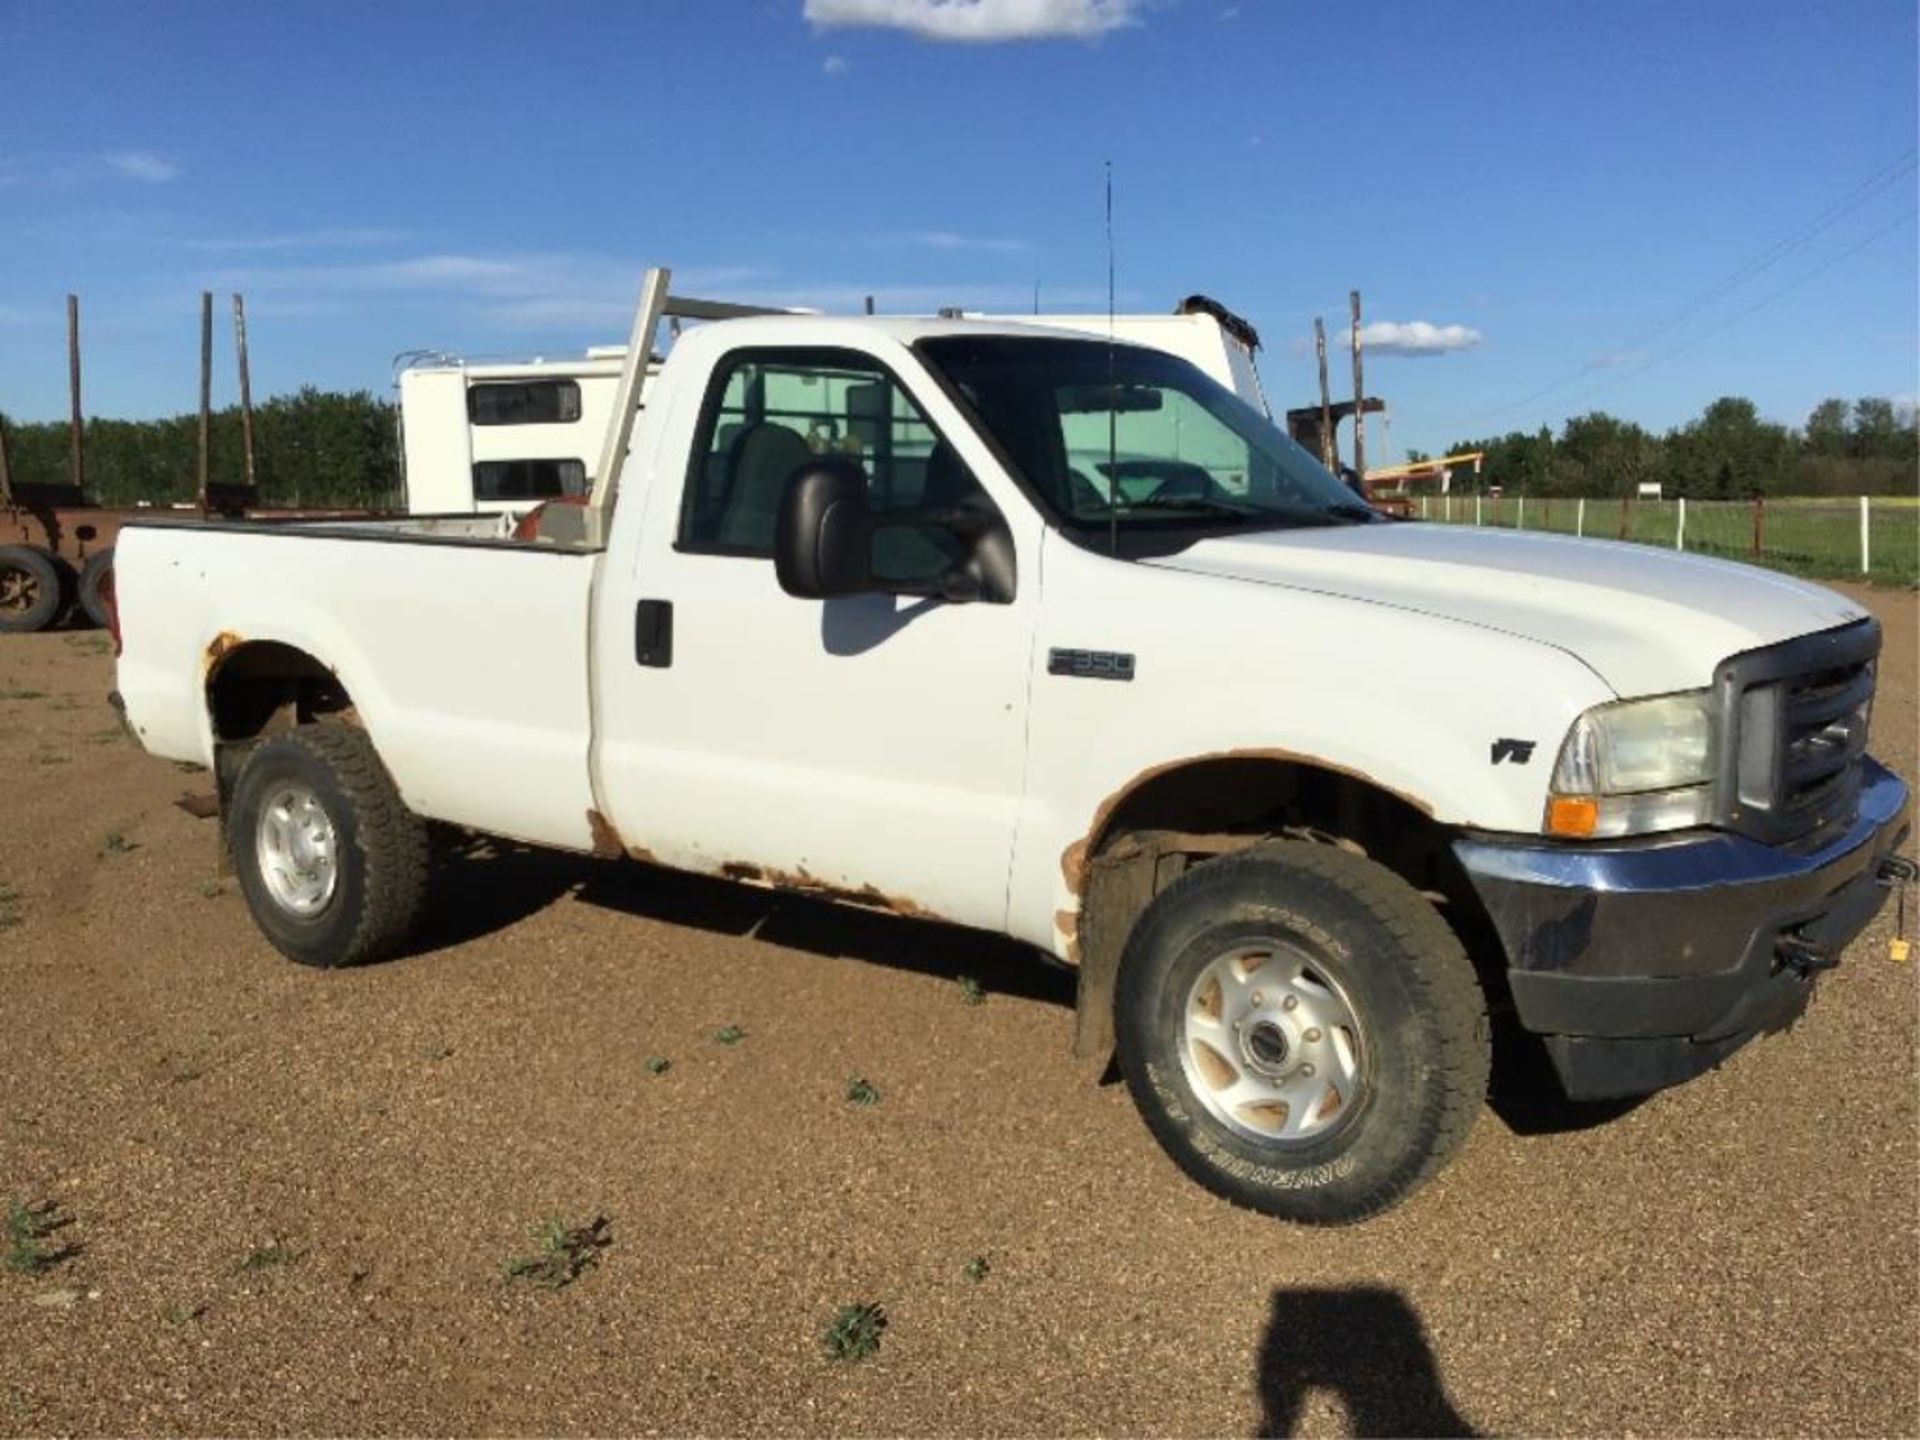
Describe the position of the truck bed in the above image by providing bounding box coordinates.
[114,514,603,851]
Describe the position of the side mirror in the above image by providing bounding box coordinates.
[775,461,877,599]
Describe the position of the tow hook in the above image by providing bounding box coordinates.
[1876,855,1918,886]
[1880,855,1916,963]
[1775,935,1838,978]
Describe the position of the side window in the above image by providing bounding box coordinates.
[468,380,582,426]
[472,458,587,502]
[678,350,984,563]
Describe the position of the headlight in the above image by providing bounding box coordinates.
[1546,690,1715,838]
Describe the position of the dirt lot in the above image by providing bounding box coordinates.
[1,586,1914,1437]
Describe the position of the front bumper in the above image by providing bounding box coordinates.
[1455,758,1911,1100]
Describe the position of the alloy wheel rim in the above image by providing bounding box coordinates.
[1178,938,1368,1145]
[255,782,339,917]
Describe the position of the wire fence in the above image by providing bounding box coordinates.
[1414,493,1919,588]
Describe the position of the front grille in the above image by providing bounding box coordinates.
[1714,619,1879,847]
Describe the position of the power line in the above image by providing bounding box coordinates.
[1467,148,1918,424]
[1557,205,1917,408]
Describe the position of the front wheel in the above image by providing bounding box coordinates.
[228,725,428,968]
[1114,841,1488,1224]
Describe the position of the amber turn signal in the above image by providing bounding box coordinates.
[1545,795,1599,838]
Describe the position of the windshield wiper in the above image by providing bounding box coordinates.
[1322,501,1380,522]
[1118,496,1264,521]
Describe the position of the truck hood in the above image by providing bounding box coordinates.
[1139,523,1867,697]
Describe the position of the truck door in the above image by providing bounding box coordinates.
[591,343,1038,933]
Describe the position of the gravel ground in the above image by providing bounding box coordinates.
[0,585,1914,1437]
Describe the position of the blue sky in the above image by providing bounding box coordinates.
[1,0,1914,460]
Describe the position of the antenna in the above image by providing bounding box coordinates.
[1106,160,1118,559]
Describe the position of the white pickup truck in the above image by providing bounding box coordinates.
[110,271,1912,1223]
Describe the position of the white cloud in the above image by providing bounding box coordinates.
[890,229,1028,253]
[104,151,181,183]
[1350,320,1483,357]
[803,0,1142,43]
[823,53,850,74]
[182,228,411,253]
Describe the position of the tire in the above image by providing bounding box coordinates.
[227,725,429,968]
[76,549,114,630]
[0,545,68,634]
[1114,840,1488,1224]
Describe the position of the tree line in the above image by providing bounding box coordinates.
[0,388,401,509]
[1414,396,1916,498]
[3,387,1913,510]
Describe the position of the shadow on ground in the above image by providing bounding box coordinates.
[409,835,1073,1008]
[1257,1286,1479,1438]
[576,856,1074,1008]
[1484,1015,1646,1137]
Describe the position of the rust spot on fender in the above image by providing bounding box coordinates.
[1054,907,1081,965]
[626,844,659,865]
[586,809,623,859]
[1060,747,1437,896]
[202,630,244,680]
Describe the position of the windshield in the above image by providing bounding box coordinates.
[917,335,1374,540]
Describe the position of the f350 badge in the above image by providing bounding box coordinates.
[1490,738,1536,765]
[1048,648,1136,682]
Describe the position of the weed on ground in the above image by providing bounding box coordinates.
[4,1201,76,1274]
[822,1302,887,1362]
[503,1215,610,1290]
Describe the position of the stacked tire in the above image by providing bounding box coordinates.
[0,545,113,633]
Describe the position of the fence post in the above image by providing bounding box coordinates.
[1619,493,1630,540]
[1445,492,1452,523]
[1676,496,1686,551]
[1517,495,1526,531]
[1860,496,1870,575]
[1576,497,1586,537]
[1752,496,1764,557]
[1475,491,1482,526]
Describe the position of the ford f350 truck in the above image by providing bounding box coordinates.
[110,270,1913,1223]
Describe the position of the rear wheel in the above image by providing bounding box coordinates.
[1114,840,1488,1224]
[0,545,68,634]
[228,725,428,968]
[76,549,114,629]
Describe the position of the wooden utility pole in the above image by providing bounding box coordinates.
[197,291,213,507]
[1349,290,1366,481]
[67,294,85,492]
[0,411,13,505]
[1313,317,1335,470]
[232,293,257,489]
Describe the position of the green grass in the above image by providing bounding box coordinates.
[0,687,46,702]
[963,1256,990,1283]
[710,1024,747,1046]
[845,1075,880,1107]
[0,886,20,932]
[1422,495,1918,587]
[235,1240,301,1274]
[503,1215,611,1290]
[644,1055,672,1075]
[100,832,136,856]
[821,1302,887,1362]
[4,1200,74,1274]
[957,975,986,1006]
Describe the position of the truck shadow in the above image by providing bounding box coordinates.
[408,832,586,955]
[1484,1015,1647,1136]
[573,858,1075,1008]
[1256,1286,1480,1438]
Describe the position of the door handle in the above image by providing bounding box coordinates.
[635,599,673,668]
